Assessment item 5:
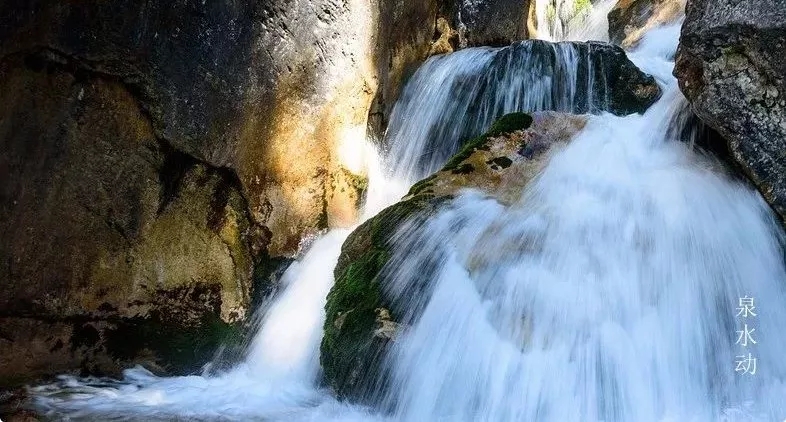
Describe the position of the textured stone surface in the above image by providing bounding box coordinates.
[675,0,786,222]
[608,0,686,47]
[448,0,530,48]
[0,52,254,384]
[368,0,535,136]
[367,0,442,138]
[0,0,377,257]
[321,112,587,403]
[0,0,377,385]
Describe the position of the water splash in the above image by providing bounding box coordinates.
[371,36,786,419]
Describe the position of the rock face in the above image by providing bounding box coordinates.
[0,0,378,385]
[447,0,530,48]
[368,0,442,137]
[321,112,587,402]
[0,50,255,384]
[675,0,786,222]
[608,0,686,47]
[1,0,377,257]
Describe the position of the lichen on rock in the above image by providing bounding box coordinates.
[674,0,786,224]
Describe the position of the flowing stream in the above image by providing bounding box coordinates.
[30,11,786,422]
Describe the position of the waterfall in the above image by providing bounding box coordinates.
[29,13,786,422]
[372,26,786,421]
[384,42,584,182]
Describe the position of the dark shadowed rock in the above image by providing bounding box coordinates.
[0,51,257,384]
[368,0,442,137]
[445,0,530,48]
[675,0,786,222]
[500,40,662,115]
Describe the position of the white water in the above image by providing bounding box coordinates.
[385,35,641,185]
[373,26,786,421]
[30,13,786,422]
[532,0,617,42]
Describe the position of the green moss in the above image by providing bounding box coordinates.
[407,174,437,197]
[442,112,533,171]
[344,169,369,210]
[321,233,388,396]
[317,193,330,229]
[105,314,243,375]
[487,156,513,169]
[321,194,448,399]
[486,112,534,136]
[103,282,244,374]
[546,2,557,23]
[320,115,537,398]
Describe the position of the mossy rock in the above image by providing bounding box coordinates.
[321,193,447,402]
[441,112,533,171]
[104,311,244,375]
[320,111,588,403]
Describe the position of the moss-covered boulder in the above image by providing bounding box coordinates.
[320,111,587,402]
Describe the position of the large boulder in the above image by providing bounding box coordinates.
[674,0,786,222]
[0,52,254,383]
[321,112,587,402]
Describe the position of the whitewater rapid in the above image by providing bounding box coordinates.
[30,14,786,422]
[369,25,786,421]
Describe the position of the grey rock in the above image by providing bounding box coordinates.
[675,0,786,222]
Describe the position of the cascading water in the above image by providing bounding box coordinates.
[371,26,786,421]
[384,36,650,185]
[29,14,786,422]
